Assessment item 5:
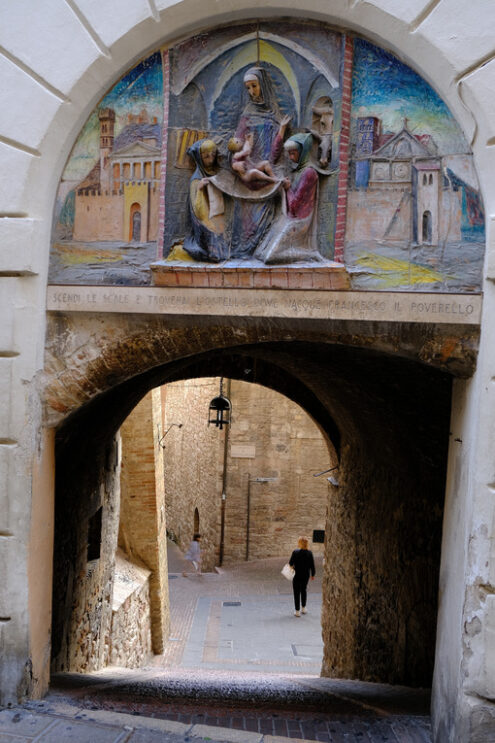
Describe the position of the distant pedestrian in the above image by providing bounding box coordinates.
[289,536,315,616]
[183,533,201,576]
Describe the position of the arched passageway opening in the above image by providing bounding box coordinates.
[422,210,433,244]
[51,340,451,688]
[130,203,141,242]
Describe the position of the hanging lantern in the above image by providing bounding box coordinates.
[208,378,232,430]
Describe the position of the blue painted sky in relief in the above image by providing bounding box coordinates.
[101,52,163,109]
[63,52,163,181]
[351,38,469,155]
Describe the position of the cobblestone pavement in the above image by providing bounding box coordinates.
[2,543,432,742]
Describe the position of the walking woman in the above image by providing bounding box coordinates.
[289,536,315,616]
[182,533,201,577]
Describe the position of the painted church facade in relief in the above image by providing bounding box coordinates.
[49,22,484,293]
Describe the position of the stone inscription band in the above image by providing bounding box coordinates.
[47,286,481,325]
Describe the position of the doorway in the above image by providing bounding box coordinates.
[130,203,141,241]
[422,210,432,244]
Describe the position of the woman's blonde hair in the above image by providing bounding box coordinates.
[298,536,309,549]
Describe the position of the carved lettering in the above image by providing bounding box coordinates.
[46,286,481,326]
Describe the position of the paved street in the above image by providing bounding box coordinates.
[1,543,432,742]
[161,541,324,675]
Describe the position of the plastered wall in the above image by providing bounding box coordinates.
[1,2,495,740]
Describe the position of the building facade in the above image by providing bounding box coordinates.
[1,3,495,742]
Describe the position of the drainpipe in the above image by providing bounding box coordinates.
[218,378,231,566]
[246,475,253,562]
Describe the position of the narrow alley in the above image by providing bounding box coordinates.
[2,543,432,742]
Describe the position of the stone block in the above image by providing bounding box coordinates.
[175,269,193,286]
[207,271,224,287]
[190,724,262,743]
[252,270,272,288]
[71,706,189,735]
[0,292,15,351]
[74,0,152,49]
[0,708,54,737]
[0,57,61,151]
[222,269,239,288]
[0,359,31,442]
[486,216,495,281]
[0,219,44,275]
[191,268,207,287]
[482,595,495,699]
[0,360,14,438]
[0,278,47,377]
[0,0,101,96]
[0,536,27,619]
[360,0,429,25]
[0,143,34,215]
[237,270,254,288]
[0,445,32,536]
[36,718,123,741]
[417,0,495,76]
[269,269,288,289]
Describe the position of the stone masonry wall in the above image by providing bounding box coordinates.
[163,378,333,568]
[163,378,226,572]
[119,391,169,653]
[51,436,121,673]
[107,550,152,669]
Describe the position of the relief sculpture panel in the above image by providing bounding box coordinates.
[49,21,484,294]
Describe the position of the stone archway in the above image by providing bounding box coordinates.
[47,314,453,687]
[1,4,494,740]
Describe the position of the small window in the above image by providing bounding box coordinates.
[87,507,102,562]
[312,529,325,543]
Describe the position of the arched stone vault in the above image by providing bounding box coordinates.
[43,312,476,428]
[51,310,452,687]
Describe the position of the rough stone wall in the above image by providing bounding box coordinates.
[321,396,448,688]
[224,379,331,563]
[119,390,169,653]
[107,551,152,668]
[163,378,226,572]
[163,378,332,568]
[51,436,121,673]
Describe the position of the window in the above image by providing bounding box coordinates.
[87,507,102,562]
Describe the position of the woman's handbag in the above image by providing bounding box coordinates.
[281,563,295,581]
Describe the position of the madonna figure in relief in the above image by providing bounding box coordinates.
[254,133,323,264]
[230,66,290,257]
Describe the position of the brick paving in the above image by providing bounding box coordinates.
[2,542,432,742]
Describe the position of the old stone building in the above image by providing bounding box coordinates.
[71,108,162,243]
[1,3,495,742]
[162,378,331,569]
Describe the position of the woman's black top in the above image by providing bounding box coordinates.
[289,548,315,581]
